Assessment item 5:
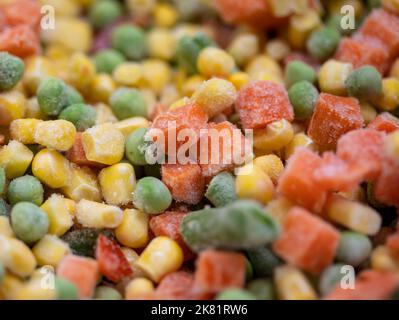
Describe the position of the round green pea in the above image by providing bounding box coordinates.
[247,278,274,300]
[59,103,97,131]
[336,231,372,267]
[0,52,24,92]
[288,81,319,120]
[0,199,9,216]
[205,172,237,207]
[65,85,84,105]
[11,202,49,244]
[37,77,69,116]
[216,289,257,300]
[7,175,44,206]
[307,27,341,61]
[110,87,147,120]
[89,0,122,29]
[93,49,125,74]
[285,61,317,88]
[326,14,355,36]
[345,65,382,101]
[0,167,6,196]
[55,277,78,300]
[94,286,122,300]
[125,128,150,166]
[319,264,346,296]
[111,25,147,61]
[133,177,172,214]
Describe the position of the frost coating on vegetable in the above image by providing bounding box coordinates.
[0,52,24,92]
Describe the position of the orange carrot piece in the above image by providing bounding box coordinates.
[368,112,399,133]
[66,133,104,167]
[0,25,40,58]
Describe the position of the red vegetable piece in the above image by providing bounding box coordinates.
[0,25,40,58]
[374,155,399,207]
[4,0,41,31]
[368,112,399,133]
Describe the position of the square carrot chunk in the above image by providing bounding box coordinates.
[236,81,294,130]
[368,112,399,133]
[0,25,40,58]
[307,93,363,150]
[194,250,246,292]
[273,207,340,275]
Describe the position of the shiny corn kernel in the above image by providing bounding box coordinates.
[115,117,150,138]
[370,245,399,272]
[228,72,250,90]
[121,247,146,278]
[197,47,235,78]
[34,120,76,151]
[284,132,314,159]
[90,74,116,103]
[0,216,14,238]
[227,33,259,66]
[265,197,294,224]
[99,163,136,205]
[23,56,56,95]
[0,273,24,300]
[115,209,149,249]
[95,103,118,125]
[153,3,178,27]
[32,235,70,267]
[385,130,399,160]
[136,236,184,283]
[182,75,206,97]
[266,39,291,62]
[253,154,284,184]
[319,60,353,96]
[67,52,96,96]
[0,140,33,179]
[41,194,75,236]
[140,59,172,94]
[288,10,321,49]
[246,55,284,83]
[10,119,42,145]
[376,78,399,111]
[112,62,142,87]
[76,199,123,229]
[82,123,125,165]
[14,278,56,300]
[253,120,294,152]
[125,278,154,299]
[360,102,377,124]
[148,28,176,61]
[0,91,27,126]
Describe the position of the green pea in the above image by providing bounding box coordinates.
[247,279,274,300]
[336,231,372,267]
[89,0,122,29]
[216,289,257,300]
[284,61,317,88]
[0,52,24,92]
[7,175,44,206]
[288,81,319,120]
[59,103,97,131]
[205,172,237,207]
[11,202,49,244]
[133,177,172,214]
[319,264,346,296]
[345,65,382,101]
[0,261,4,284]
[306,27,341,61]
[0,199,9,216]
[93,49,125,74]
[0,167,6,196]
[125,128,151,165]
[111,25,147,61]
[110,87,147,120]
[65,85,84,105]
[246,246,281,277]
[181,200,280,252]
[37,77,69,116]
[94,286,122,300]
[326,14,355,36]
[55,277,78,300]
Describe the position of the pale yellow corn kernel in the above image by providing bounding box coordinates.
[115,117,150,138]
[253,154,284,184]
[274,265,317,300]
[246,55,284,83]
[160,84,181,107]
[0,272,23,300]
[270,0,309,16]
[95,103,118,125]
[41,194,75,236]
[253,119,294,152]
[82,123,125,165]
[236,164,275,205]
[0,91,26,125]
[34,120,76,151]
[32,235,70,268]
[169,96,191,110]
[265,39,291,62]
[376,78,399,111]
[125,278,154,299]
[360,101,378,124]
[0,140,33,179]
[197,47,235,78]
[182,75,206,97]
[191,78,237,118]
[284,132,315,159]
[45,43,71,62]
[9,119,42,144]
[121,247,146,278]
[227,33,259,66]
[148,28,177,61]
[76,199,123,229]
[90,74,116,103]
[61,164,101,202]
[32,149,71,189]
[326,196,382,235]
[115,209,149,249]
[126,0,155,16]
[175,67,187,92]
[112,63,142,87]
[141,88,157,117]
[25,97,47,120]
[99,163,136,205]
[390,57,399,79]
[153,3,178,27]
[265,197,294,225]
[14,278,56,300]
[328,0,364,18]
[385,130,399,160]
[288,10,321,49]
[140,59,172,94]
[0,216,14,238]
[136,236,184,283]
[0,235,37,278]
[370,245,399,272]
[319,60,353,96]
[39,0,80,16]
[23,56,56,95]
[228,72,250,90]
[67,52,96,95]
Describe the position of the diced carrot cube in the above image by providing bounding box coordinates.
[57,255,99,299]
[66,133,104,167]
[307,93,363,150]
[4,0,41,32]
[368,112,399,133]
[194,250,246,292]
[0,25,40,58]
[236,81,294,130]
[374,155,399,207]
[273,207,340,275]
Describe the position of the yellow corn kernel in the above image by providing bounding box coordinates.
[61,164,101,202]
[385,130,399,161]
[140,59,172,94]
[10,119,42,145]
[126,0,156,16]
[0,235,37,278]
[246,55,284,83]
[160,84,181,107]
[236,164,275,205]
[153,2,178,27]
[253,119,294,152]
[148,28,176,61]
[376,78,399,111]
[23,56,56,95]
[136,236,184,283]
[32,149,71,189]
[41,194,75,236]
[197,47,235,78]
[34,120,76,151]
[95,102,118,125]
[253,154,284,184]
[265,197,294,224]
[288,10,321,49]
[39,0,80,16]
[326,196,382,235]
[319,60,353,96]
[125,278,154,299]
[89,74,116,103]
[328,0,364,18]
[121,247,146,278]
[370,245,399,272]
[270,0,309,17]
[76,199,123,228]
[0,272,24,300]
[360,101,377,124]
[141,89,157,116]
[228,72,250,90]
[115,209,149,249]
[0,91,26,125]
[266,39,291,62]
[0,140,33,179]
[182,75,206,97]
[14,278,56,300]
[284,132,314,159]
[32,235,70,267]
[274,265,317,300]
[112,62,142,87]
[191,78,237,118]
[99,163,136,205]
[115,117,150,138]
[82,123,125,165]
[0,216,14,238]
[169,96,191,110]
[67,52,96,96]
[227,33,259,67]
[25,97,47,120]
